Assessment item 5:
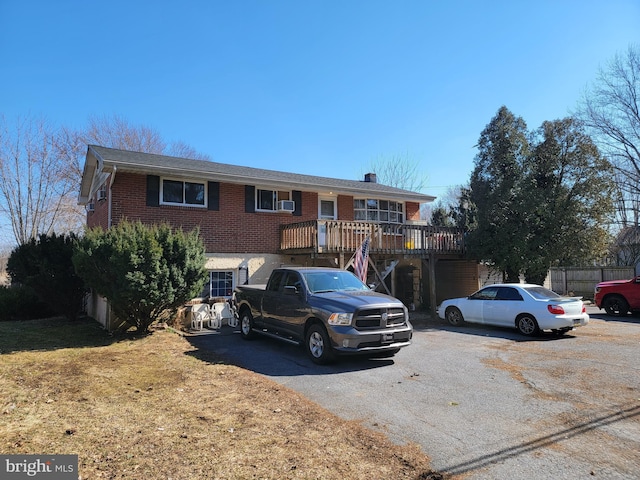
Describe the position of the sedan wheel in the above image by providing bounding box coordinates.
[516,314,539,336]
[305,324,336,365]
[445,307,464,326]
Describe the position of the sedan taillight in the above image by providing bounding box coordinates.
[547,304,565,315]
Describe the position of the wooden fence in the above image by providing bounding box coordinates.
[549,267,636,299]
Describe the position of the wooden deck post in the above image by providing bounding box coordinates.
[428,254,437,318]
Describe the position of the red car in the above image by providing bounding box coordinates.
[594,276,640,316]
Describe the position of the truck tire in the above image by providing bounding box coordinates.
[603,295,629,316]
[305,324,336,365]
[239,309,257,340]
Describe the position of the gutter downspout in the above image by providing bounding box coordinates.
[105,165,117,331]
[108,166,117,228]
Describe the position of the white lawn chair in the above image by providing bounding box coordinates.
[190,304,209,331]
[212,301,236,327]
[207,304,222,329]
[191,303,222,330]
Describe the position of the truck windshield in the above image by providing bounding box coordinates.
[303,271,370,293]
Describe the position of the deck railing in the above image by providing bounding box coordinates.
[280,220,464,255]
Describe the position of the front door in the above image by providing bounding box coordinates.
[318,197,336,248]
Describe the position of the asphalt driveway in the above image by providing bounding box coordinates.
[188,307,640,479]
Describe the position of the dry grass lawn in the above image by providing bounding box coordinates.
[0,318,445,479]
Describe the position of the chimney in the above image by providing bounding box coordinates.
[364,173,377,183]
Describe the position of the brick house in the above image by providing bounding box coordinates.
[78,145,478,328]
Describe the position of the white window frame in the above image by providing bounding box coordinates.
[202,270,235,299]
[354,198,404,224]
[255,188,292,212]
[318,196,337,220]
[160,177,207,208]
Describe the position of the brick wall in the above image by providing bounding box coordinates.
[92,172,324,253]
[406,202,420,221]
[85,172,426,253]
[337,195,354,220]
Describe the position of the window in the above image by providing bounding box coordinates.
[267,271,285,291]
[200,271,234,298]
[319,199,336,219]
[256,189,290,212]
[161,178,205,207]
[470,287,499,300]
[496,287,523,301]
[284,272,302,292]
[354,198,404,223]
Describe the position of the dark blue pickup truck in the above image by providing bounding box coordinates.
[233,267,413,364]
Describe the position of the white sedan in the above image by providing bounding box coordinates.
[437,284,589,336]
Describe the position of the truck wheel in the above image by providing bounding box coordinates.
[603,295,629,316]
[516,314,540,336]
[239,309,256,340]
[305,324,336,365]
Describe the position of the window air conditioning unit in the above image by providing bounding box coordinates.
[277,200,295,212]
[97,188,107,201]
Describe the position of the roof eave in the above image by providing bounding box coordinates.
[101,160,435,203]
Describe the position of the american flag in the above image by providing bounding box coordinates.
[353,236,370,282]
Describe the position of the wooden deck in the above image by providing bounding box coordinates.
[280,220,464,256]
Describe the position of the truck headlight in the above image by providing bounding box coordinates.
[328,312,353,326]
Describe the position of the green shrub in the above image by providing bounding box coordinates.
[0,284,54,321]
[7,233,87,320]
[73,220,207,333]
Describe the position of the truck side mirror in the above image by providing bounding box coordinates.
[284,285,299,295]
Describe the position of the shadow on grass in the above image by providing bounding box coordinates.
[0,317,130,354]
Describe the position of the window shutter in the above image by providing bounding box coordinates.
[146,175,160,207]
[208,181,220,211]
[245,185,255,213]
[292,190,302,216]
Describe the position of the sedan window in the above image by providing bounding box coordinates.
[496,287,523,300]
[470,287,499,300]
[523,286,562,300]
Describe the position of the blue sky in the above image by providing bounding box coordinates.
[1,0,639,201]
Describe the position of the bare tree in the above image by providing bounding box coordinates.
[80,114,210,160]
[364,152,428,192]
[422,185,463,225]
[82,114,167,153]
[166,140,211,161]
[0,114,211,247]
[577,44,640,228]
[0,115,79,245]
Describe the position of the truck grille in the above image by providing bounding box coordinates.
[354,307,407,329]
